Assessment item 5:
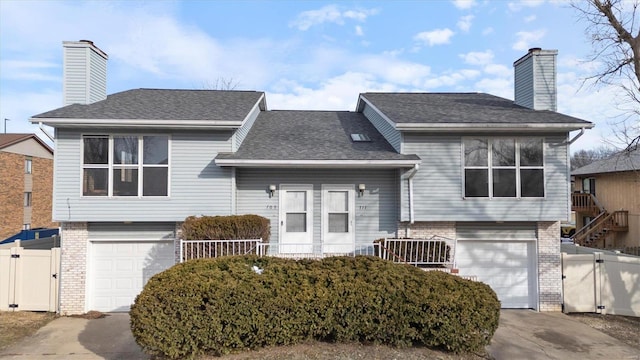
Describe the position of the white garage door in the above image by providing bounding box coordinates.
[91,241,175,312]
[456,240,536,309]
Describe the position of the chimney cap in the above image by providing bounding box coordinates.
[528,47,542,53]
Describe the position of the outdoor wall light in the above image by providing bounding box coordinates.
[269,184,276,198]
[358,183,366,197]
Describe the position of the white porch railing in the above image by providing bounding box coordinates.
[180,239,263,262]
[376,236,456,268]
[180,237,455,268]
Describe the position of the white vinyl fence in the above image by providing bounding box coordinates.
[562,251,640,317]
[0,243,60,312]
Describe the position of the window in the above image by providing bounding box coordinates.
[463,137,544,198]
[24,192,32,207]
[25,157,32,174]
[82,135,169,197]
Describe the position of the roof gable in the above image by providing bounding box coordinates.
[0,133,53,154]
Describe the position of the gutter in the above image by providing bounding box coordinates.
[406,164,420,224]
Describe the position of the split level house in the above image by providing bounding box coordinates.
[0,133,56,240]
[571,148,639,254]
[31,41,593,315]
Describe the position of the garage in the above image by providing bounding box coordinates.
[456,224,538,309]
[88,223,176,312]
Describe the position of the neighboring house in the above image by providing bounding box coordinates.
[571,149,639,254]
[31,41,592,315]
[0,133,56,240]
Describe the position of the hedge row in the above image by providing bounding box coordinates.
[181,215,270,241]
[130,256,500,359]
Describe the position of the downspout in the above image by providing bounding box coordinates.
[407,164,419,224]
[39,122,55,142]
[568,127,585,145]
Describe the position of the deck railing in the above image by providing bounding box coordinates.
[571,193,601,215]
[180,237,455,268]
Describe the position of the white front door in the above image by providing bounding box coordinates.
[279,185,313,253]
[322,185,355,254]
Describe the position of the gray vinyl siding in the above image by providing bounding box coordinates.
[362,104,401,152]
[514,55,534,109]
[88,48,108,104]
[236,169,398,244]
[52,129,233,222]
[63,46,107,106]
[533,54,557,111]
[233,104,261,151]
[88,222,176,240]
[400,134,570,222]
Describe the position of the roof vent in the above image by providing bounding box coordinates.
[351,134,371,142]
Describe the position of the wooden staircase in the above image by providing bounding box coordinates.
[571,193,629,246]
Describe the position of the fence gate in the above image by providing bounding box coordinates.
[562,252,640,317]
[0,246,60,312]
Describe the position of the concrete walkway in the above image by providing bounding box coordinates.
[487,310,639,360]
[0,310,638,359]
[0,313,147,359]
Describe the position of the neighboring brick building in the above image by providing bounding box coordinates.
[0,133,56,240]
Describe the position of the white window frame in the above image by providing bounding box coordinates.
[462,137,545,199]
[24,192,32,207]
[25,157,32,174]
[81,134,171,198]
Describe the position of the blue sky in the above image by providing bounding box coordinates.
[0,0,631,151]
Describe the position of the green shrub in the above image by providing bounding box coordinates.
[181,215,270,241]
[130,256,500,359]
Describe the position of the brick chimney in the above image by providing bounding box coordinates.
[62,40,108,106]
[513,48,557,112]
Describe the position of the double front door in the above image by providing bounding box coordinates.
[279,184,355,254]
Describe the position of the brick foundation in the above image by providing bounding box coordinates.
[537,221,562,311]
[59,222,88,315]
[397,221,456,239]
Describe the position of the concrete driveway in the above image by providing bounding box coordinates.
[0,310,638,359]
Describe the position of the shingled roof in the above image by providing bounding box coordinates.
[216,111,420,166]
[31,89,265,126]
[573,148,640,175]
[359,92,592,129]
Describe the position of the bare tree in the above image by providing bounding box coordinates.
[571,146,618,169]
[200,77,240,90]
[572,0,640,151]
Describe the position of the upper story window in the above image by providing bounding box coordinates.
[82,135,169,197]
[25,157,32,174]
[24,192,32,207]
[463,137,544,198]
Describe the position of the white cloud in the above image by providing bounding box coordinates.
[460,50,494,65]
[0,60,60,81]
[457,15,474,32]
[414,28,455,46]
[451,0,477,10]
[512,29,546,51]
[289,5,378,31]
[508,0,545,12]
[355,25,364,36]
[524,15,537,22]
[268,72,399,110]
[484,64,512,77]
[482,27,494,35]
[422,70,480,89]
